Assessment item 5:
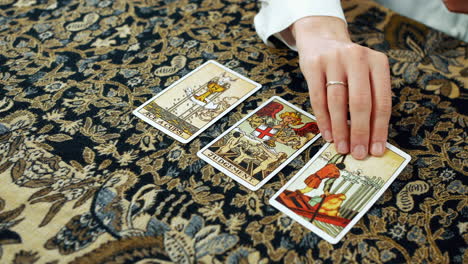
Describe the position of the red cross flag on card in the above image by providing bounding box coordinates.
[252,125,279,140]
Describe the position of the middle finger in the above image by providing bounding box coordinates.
[346,48,372,160]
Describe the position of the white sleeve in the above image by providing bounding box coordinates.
[254,0,346,51]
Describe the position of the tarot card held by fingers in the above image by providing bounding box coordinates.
[197,96,322,191]
[133,60,262,143]
[269,142,411,244]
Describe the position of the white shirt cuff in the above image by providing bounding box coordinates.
[254,0,346,51]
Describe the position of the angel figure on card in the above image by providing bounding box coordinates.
[248,101,319,149]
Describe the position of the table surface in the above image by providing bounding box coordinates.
[0,0,466,263]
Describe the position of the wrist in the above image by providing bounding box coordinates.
[291,16,350,42]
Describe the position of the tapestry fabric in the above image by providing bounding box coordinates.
[0,0,466,263]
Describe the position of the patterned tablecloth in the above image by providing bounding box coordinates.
[0,0,466,263]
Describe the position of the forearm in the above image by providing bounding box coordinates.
[291,16,350,43]
[254,0,346,50]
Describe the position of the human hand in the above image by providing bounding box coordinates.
[291,16,391,160]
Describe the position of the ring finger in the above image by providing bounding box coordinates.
[326,61,349,154]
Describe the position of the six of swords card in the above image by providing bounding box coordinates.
[133,60,262,143]
[197,96,322,191]
[269,142,411,244]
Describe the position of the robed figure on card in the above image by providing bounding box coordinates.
[269,143,411,244]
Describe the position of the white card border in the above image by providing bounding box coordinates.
[269,142,411,244]
[197,96,322,191]
[132,60,262,144]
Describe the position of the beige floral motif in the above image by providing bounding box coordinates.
[225,213,246,234]
[13,0,35,8]
[231,192,264,216]
[199,201,225,222]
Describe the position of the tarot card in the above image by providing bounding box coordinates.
[197,96,322,191]
[269,142,411,244]
[133,60,262,143]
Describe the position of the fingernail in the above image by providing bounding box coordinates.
[323,130,332,142]
[337,141,348,153]
[371,142,384,156]
[353,145,367,160]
